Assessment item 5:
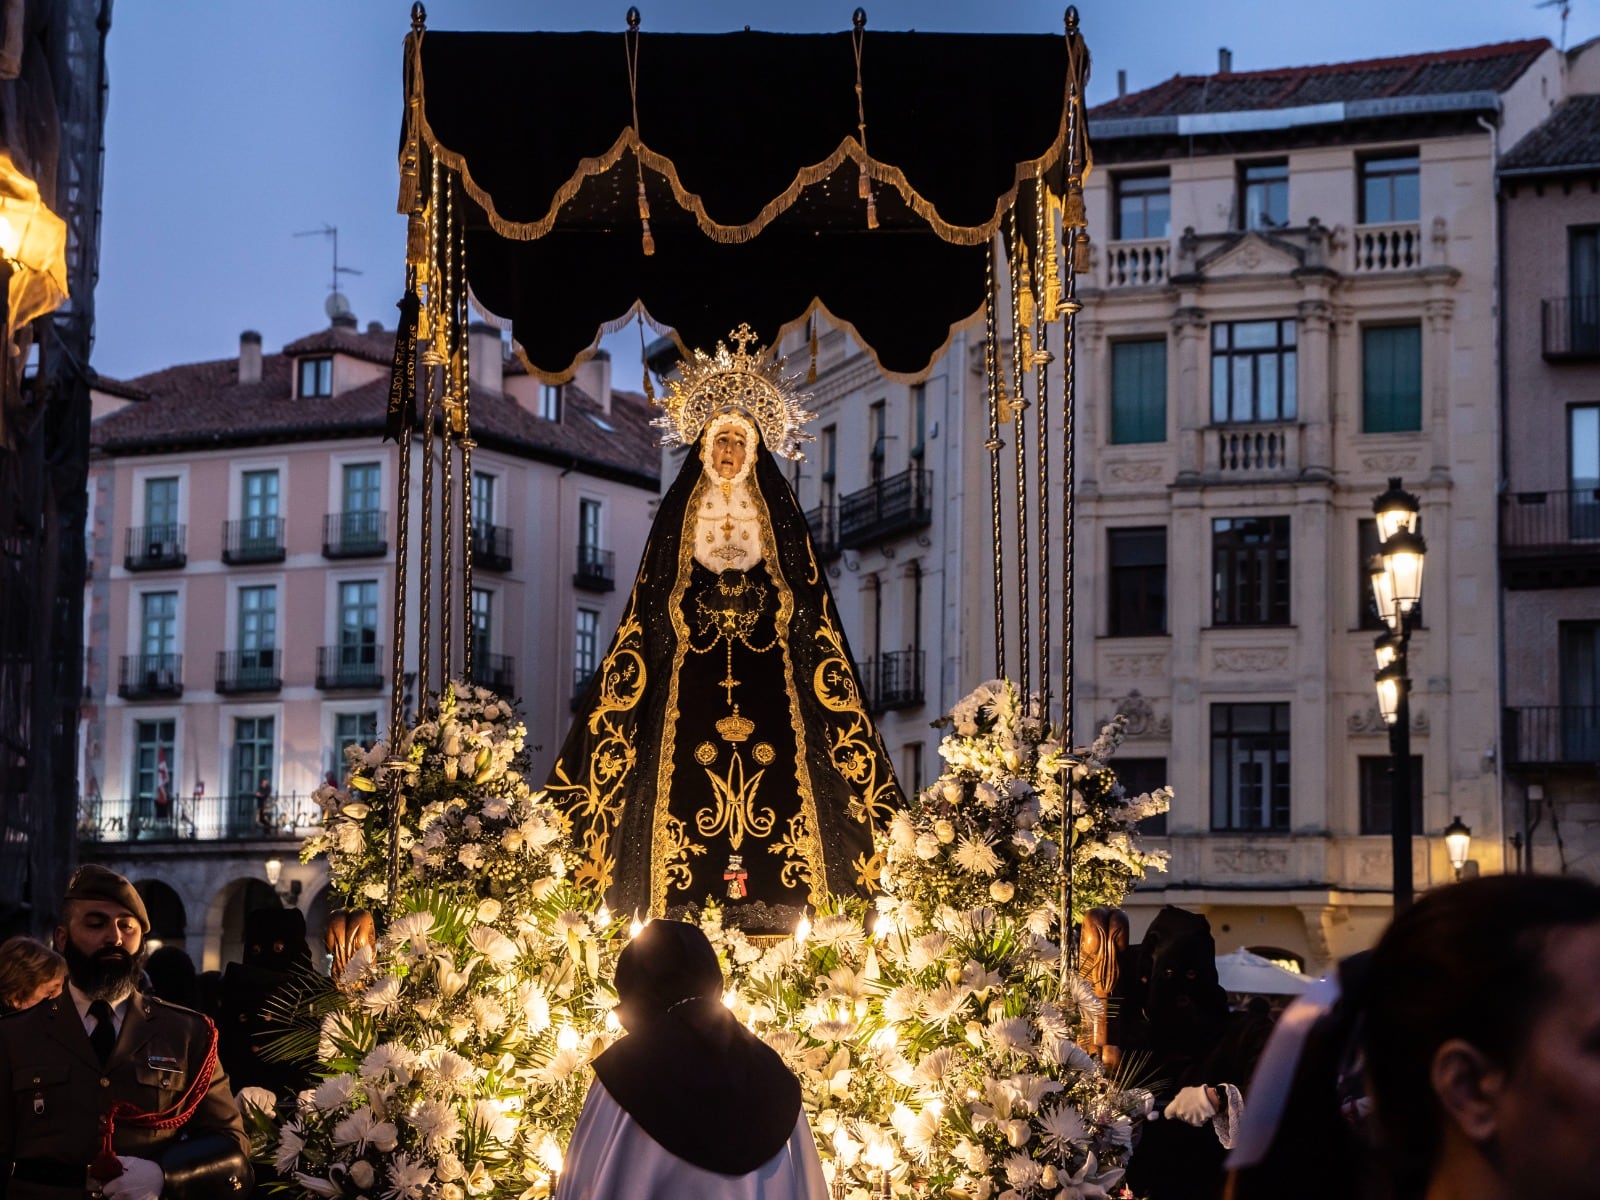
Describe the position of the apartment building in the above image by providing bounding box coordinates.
[1073,40,1563,970]
[80,316,659,968]
[1498,37,1600,878]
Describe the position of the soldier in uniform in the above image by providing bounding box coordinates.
[0,866,251,1200]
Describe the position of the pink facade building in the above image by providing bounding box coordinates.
[79,317,659,967]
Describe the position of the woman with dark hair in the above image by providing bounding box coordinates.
[558,920,825,1199]
[0,934,65,1012]
[1227,873,1600,1200]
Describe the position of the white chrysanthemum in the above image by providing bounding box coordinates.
[986,1016,1037,1056]
[554,910,587,937]
[457,844,484,871]
[236,1086,276,1118]
[309,1074,359,1113]
[537,1047,587,1084]
[910,1046,959,1089]
[819,965,868,1005]
[889,810,918,852]
[759,1028,808,1066]
[518,982,552,1034]
[332,1106,399,1153]
[385,911,435,949]
[1009,1072,1063,1114]
[360,1043,417,1084]
[425,1049,477,1092]
[953,1136,990,1174]
[272,1123,305,1174]
[405,1098,461,1149]
[479,796,510,821]
[922,983,969,1025]
[908,932,949,970]
[881,984,922,1023]
[467,925,518,967]
[382,1153,432,1200]
[811,1018,858,1044]
[953,835,1002,876]
[811,914,862,948]
[1037,1102,1090,1150]
[338,944,375,987]
[890,1104,942,1161]
[1003,1152,1043,1190]
[361,976,403,1015]
[471,1098,518,1144]
[470,993,507,1032]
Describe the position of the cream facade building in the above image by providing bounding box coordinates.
[80,318,660,969]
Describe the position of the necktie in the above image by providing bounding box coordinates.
[88,999,117,1063]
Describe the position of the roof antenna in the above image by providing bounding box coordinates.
[1535,0,1570,51]
[293,223,364,322]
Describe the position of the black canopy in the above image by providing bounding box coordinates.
[405,23,1084,378]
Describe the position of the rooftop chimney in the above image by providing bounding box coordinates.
[238,330,262,385]
[1218,47,1232,75]
[573,348,612,416]
[1117,69,1127,98]
[366,321,384,335]
[467,321,503,394]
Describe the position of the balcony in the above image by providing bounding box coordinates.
[473,522,513,573]
[317,644,383,691]
[124,524,186,571]
[868,649,925,711]
[838,467,932,549]
[323,510,388,558]
[1204,422,1301,479]
[1505,706,1600,767]
[469,651,516,694]
[1541,296,1600,360]
[78,792,323,843]
[222,517,286,565]
[1350,222,1422,273]
[215,649,282,694]
[1500,489,1600,588]
[1105,238,1169,288]
[574,545,615,592]
[805,503,841,561]
[118,654,183,700]
[572,666,596,711]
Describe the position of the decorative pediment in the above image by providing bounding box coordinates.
[1103,689,1171,739]
[1194,231,1304,278]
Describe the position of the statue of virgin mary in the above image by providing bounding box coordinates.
[547,326,902,932]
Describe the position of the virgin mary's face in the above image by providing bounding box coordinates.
[712,428,748,479]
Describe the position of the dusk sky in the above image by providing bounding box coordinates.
[92,0,1591,389]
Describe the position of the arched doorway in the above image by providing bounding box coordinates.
[214,878,282,970]
[133,878,187,949]
[304,883,335,976]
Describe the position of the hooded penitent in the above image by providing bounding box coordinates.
[547,330,902,933]
[591,921,801,1175]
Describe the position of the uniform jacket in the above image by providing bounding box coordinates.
[0,989,248,1200]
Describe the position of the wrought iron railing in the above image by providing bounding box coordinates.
[838,467,932,548]
[805,503,840,560]
[222,516,286,564]
[574,545,615,592]
[472,523,513,572]
[870,649,926,711]
[322,510,388,558]
[215,649,282,694]
[469,651,516,693]
[1504,706,1600,767]
[1542,296,1600,359]
[124,524,186,571]
[1502,488,1600,552]
[117,654,182,700]
[77,792,323,843]
[317,643,383,690]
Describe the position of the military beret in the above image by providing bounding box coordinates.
[64,864,150,931]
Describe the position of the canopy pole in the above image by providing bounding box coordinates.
[983,241,1007,680]
[1008,206,1032,703]
[1035,168,1054,725]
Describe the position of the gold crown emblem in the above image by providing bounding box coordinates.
[715,708,756,743]
[650,323,817,461]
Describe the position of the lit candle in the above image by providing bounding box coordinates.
[794,915,811,946]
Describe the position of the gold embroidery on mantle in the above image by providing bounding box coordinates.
[770,812,818,890]
[659,815,705,893]
[695,747,776,852]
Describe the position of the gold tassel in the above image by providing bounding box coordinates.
[637,311,656,402]
[642,369,656,403]
[1063,181,1087,230]
[637,177,655,257]
[406,212,426,268]
[1042,191,1063,321]
[807,315,818,384]
[1074,229,1091,274]
[1017,241,1035,367]
[858,165,878,231]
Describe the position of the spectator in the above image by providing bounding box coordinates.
[144,943,199,1010]
[558,920,826,1199]
[216,905,316,1099]
[254,777,273,833]
[0,934,65,1013]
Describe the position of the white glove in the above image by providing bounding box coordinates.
[1163,1085,1219,1126]
[102,1156,163,1200]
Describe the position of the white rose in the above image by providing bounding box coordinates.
[441,1186,463,1200]
[989,880,1016,903]
[434,1156,464,1182]
[934,819,956,844]
[349,1162,375,1190]
[475,898,503,923]
[915,833,941,860]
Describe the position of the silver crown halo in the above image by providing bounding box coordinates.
[650,322,818,461]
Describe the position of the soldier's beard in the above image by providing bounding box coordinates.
[62,938,144,1003]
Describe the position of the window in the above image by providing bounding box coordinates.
[332,711,379,781]
[910,384,926,460]
[908,560,924,654]
[1359,153,1419,224]
[1358,755,1423,835]
[343,463,380,512]
[1110,339,1167,444]
[1362,324,1422,433]
[144,477,179,530]
[575,608,600,681]
[140,591,177,661]
[901,743,924,797]
[299,357,332,398]
[1211,319,1297,423]
[820,424,837,512]
[1240,160,1289,230]
[1115,173,1171,240]
[869,400,887,485]
[241,469,280,547]
[472,587,493,651]
[539,384,562,421]
[237,585,277,675]
[338,580,379,666]
[1570,226,1599,338]
[1211,703,1290,831]
[1108,527,1167,637]
[1560,622,1600,761]
[579,498,602,553]
[472,471,497,527]
[1212,516,1290,626]
[231,716,274,803]
[1574,406,1600,539]
[1118,756,1169,837]
[134,719,176,805]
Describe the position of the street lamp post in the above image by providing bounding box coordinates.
[1371,478,1427,912]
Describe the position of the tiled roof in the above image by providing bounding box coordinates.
[1092,39,1550,121]
[91,331,661,489]
[1500,94,1600,174]
[281,323,396,366]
